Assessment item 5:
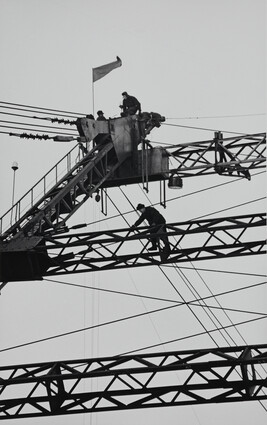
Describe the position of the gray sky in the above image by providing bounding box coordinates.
[0,0,266,424]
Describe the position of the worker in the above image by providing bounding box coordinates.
[96,110,107,121]
[86,114,95,120]
[120,91,141,117]
[131,203,170,251]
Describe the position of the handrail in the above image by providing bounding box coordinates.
[0,143,83,235]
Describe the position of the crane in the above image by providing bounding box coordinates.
[0,112,266,419]
[0,114,265,282]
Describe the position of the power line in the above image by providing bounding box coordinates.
[42,184,266,353]
[162,121,257,136]
[0,119,77,133]
[0,100,85,117]
[0,304,183,354]
[45,277,267,305]
[2,280,266,354]
[176,266,266,278]
[104,184,266,351]
[137,186,241,348]
[120,316,267,356]
[72,171,265,230]
[167,113,266,120]
[135,180,266,349]
[0,125,77,137]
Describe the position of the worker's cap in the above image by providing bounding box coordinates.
[97,110,103,115]
[122,91,128,96]
[136,203,145,211]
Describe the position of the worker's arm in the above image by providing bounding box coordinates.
[131,212,146,228]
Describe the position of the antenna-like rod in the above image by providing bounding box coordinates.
[10,161,18,225]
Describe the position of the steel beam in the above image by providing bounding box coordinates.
[167,132,266,178]
[43,212,266,277]
[0,344,266,419]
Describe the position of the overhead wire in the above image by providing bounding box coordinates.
[62,169,266,344]
[2,281,266,354]
[44,277,267,308]
[0,100,85,117]
[108,185,229,348]
[124,186,228,347]
[133,144,267,409]
[166,112,265,120]
[120,315,267,356]
[0,110,77,125]
[135,177,266,347]
[139,188,234,346]
[3,100,265,121]
[0,119,77,133]
[0,125,77,137]
[80,170,265,229]
[176,266,266,278]
[162,121,262,136]
[0,303,191,354]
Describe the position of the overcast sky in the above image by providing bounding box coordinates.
[0,1,266,424]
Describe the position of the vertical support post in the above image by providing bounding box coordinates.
[141,138,149,192]
[214,131,225,175]
[101,188,108,216]
[214,131,223,165]
[160,179,166,208]
[240,347,256,397]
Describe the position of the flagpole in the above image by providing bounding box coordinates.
[92,73,95,116]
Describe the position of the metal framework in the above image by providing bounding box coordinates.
[0,122,266,418]
[0,344,266,419]
[167,132,266,178]
[42,212,266,277]
[0,139,118,241]
[0,131,265,243]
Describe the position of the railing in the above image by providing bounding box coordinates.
[0,143,84,236]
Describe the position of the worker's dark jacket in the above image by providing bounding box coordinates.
[134,207,165,227]
[123,96,141,113]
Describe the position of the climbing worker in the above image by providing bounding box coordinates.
[96,110,107,121]
[120,91,141,116]
[131,203,170,251]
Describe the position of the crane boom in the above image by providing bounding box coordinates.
[166,131,266,178]
[0,212,265,281]
[0,344,266,419]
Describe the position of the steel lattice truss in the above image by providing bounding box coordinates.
[0,140,117,241]
[43,212,266,277]
[167,132,266,178]
[0,344,266,419]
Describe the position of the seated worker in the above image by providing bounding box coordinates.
[120,91,141,117]
[131,203,170,251]
[96,110,107,121]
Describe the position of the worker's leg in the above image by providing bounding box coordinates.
[157,224,170,251]
[148,226,159,250]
